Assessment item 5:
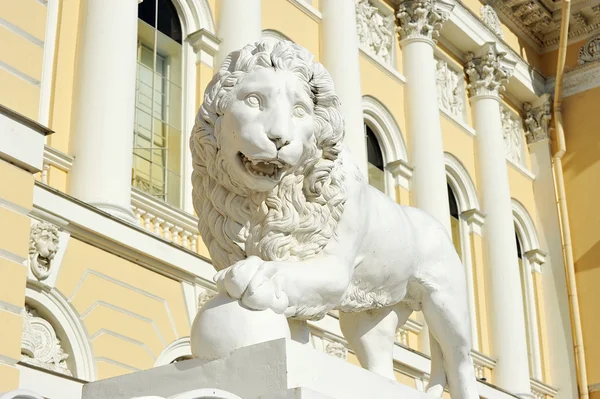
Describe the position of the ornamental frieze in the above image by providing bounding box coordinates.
[356,0,395,65]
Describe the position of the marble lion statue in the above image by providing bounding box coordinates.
[190,40,478,399]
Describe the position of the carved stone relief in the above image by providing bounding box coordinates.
[480,5,504,38]
[436,59,464,119]
[578,35,600,65]
[325,341,348,360]
[356,0,394,65]
[523,99,552,144]
[395,0,453,42]
[501,107,525,165]
[21,305,72,376]
[28,222,60,281]
[465,44,514,98]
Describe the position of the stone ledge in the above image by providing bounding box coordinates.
[82,339,431,399]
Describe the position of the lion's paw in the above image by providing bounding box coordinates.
[214,256,289,314]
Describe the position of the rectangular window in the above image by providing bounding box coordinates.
[133,16,182,207]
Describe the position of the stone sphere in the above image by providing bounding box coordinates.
[190,292,290,360]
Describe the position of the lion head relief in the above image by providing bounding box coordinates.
[191,40,347,271]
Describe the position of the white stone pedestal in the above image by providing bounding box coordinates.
[82,339,430,399]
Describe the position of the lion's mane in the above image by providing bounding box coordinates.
[190,40,347,271]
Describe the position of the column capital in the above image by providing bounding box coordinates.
[524,94,552,145]
[464,42,516,99]
[395,0,454,44]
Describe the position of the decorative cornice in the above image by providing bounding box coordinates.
[489,0,600,52]
[524,94,552,144]
[546,60,600,98]
[395,0,454,42]
[465,42,516,98]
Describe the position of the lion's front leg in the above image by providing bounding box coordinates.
[215,255,353,319]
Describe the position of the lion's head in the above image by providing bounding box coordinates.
[191,40,348,271]
[29,222,59,280]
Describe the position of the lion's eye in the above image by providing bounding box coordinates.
[244,94,261,108]
[293,104,308,118]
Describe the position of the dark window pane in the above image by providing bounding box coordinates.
[157,0,182,44]
[138,0,156,28]
[448,184,459,218]
[516,233,523,259]
[366,125,384,171]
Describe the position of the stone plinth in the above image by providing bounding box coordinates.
[82,339,431,399]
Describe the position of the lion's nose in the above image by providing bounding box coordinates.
[266,126,291,150]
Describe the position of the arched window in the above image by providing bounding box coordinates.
[366,124,385,193]
[134,0,184,207]
[447,184,462,260]
[445,153,481,351]
[513,200,545,380]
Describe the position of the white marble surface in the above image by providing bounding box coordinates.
[83,339,431,399]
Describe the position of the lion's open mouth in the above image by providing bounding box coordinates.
[239,153,285,179]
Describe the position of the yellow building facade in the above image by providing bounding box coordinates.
[0,0,598,398]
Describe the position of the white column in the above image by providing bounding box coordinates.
[525,98,578,399]
[395,0,453,355]
[320,0,368,176]
[396,0,453,234]
[214,0,261,68]
[465,43,531,397]
[68,0,138,221]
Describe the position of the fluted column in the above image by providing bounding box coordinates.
[320,0,368,176]
[214,0,261,68]
[69,0,138,221]
[465,43,531,397]
[396,0,453,234]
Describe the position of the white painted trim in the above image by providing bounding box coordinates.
[43,145,73,171]
[512,199,544,381]
[38,0,59,126]
[33,183,214,284]
[445,152,480,350]
[363,95,409,197]
[507,158,536,181]
[155,337,192,366]
[444,153,480,211]
[531,378,558,397]
[287,0,322,22]
[512,199,542,253]
[386,159,414,191]
[25,284,96,381]
[440,107,476,137]
[359,47,406,85]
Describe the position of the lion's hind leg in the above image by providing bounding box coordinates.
[422,288,479,399]
[339,303,412,380]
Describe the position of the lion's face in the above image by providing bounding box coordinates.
[218,68,316,192]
